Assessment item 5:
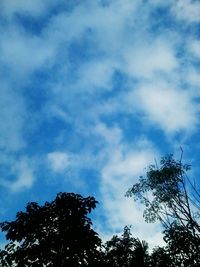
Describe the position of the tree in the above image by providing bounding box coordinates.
[0,192,102,267]
[132,238,149,267]
[104,226,149,267]
[163,222,200,267]
[149,246,172,267]
[126,154,200,266]
[104,226,135,267]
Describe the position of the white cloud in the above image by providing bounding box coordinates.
[189,40,200,58]
[75,59,116,92]
[0,83,26,152]
[0,157,35,192]
[124,39,178,79]
[94,122,122,147]
[100,148,157,228]
[93,123,164,246]
[0,241,8,250]
[132,82,198,133]
[47,152,71,173]
[0,27,55,79]
[187,68,200,90]
[37,0,199,142]
[172,0,200,23]
[101,149,165,247]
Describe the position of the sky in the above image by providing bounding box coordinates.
[0,0,200,249]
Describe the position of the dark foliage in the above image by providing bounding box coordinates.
[149,247,172,267]
[104,226,149,267]
[126,154,200,266]
[163,222,200,267]
[104,226,135,267]
[0,192,102,267]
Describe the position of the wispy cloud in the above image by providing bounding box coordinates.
[0,83,26,152]
[172,0,200,23]
[47,151,71,173]
[0,157,35,192]
[133,81,198,133]
[93,122,163,246]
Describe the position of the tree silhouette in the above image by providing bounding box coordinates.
[104,226,149,267]
[104,226,135,267]
[126,154,200,266]
[132,238,149,267]
[0,192,102,267]
[149,246,172,267]
[163,222,200,267]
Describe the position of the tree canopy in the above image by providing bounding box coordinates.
[104,226,149,267]
[0,192,102,267]
[126,154,200,266]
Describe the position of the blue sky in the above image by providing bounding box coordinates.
[0,0,200,248]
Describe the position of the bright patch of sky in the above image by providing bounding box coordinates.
[0,0,200,248]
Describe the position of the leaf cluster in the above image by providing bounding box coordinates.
[0,193,101,266]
